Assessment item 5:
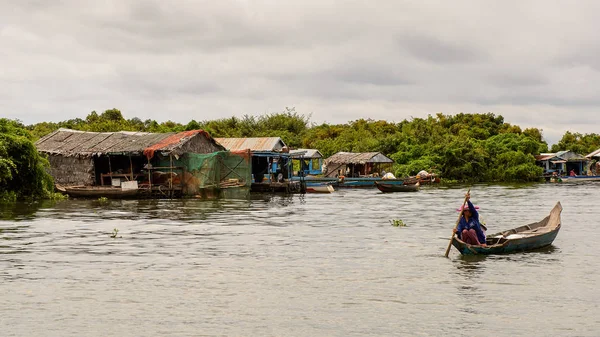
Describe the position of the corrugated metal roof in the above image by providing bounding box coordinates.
[535,154,556,161]
[214,137,286,151]
[289,149,323,159]
[536,151,588,161]
[586,148,600,158]
[35,128,222,157]
[324,152,393,164]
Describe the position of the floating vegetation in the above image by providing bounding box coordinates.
[49,192,68,200]
[97,197,109,203]
[390,219,407,227]
[110,228,121,238]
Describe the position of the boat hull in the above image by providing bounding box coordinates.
[451,202,562,255]
[375,182,419,193]
[558,175,600,182]
[293,176,436,188]
[305,185,335,193]
[63,186,139,199]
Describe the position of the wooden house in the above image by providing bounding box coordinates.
[535,150,588,176]
[35,128,250,198]
[215,137,302,192]
[323,152,394,178]
[289,149,324,176]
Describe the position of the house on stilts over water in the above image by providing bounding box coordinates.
[214,137,304,193]
[35,128,252,198]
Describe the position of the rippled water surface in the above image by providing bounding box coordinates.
[1,184,599,336]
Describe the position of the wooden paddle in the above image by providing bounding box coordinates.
[444,188,471,257]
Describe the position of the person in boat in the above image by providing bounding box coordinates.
[453,193,487,246]
[569,169,577,176]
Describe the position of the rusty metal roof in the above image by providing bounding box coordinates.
[214,137,286,152]
[324,152,393,164]
[35,128,223,157]
[289,149,323,159]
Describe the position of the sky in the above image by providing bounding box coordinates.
[1,1,599,145]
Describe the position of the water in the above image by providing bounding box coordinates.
[1,184,599,336]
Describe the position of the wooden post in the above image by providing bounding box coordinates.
[108,155,112,186]
[129,155,134,181]
[169,154,173,198]
[148,157,152,192]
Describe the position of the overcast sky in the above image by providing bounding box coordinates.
[2,1,599,145]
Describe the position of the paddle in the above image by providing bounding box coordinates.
[444,188,471,257]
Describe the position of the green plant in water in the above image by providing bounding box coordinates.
[49,192,68,200]
[390,219,406,227]
[98,196,109,203]
[110,228,120,238]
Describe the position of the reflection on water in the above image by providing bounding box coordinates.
[1,184,600,336]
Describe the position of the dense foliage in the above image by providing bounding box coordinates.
[0,119,54,201]
[2,107,596,200]
[24,109,555,183]
[550,131,600,155]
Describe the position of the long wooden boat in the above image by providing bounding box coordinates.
[557,175,600,183]
[451,202,562,255]
[61,185,139,199]
[292,176,437,188]
[375,181,420,193]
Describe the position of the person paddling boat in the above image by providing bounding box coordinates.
[453,192,487,246]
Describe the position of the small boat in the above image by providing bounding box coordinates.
[61,185,139,199]
[557,175,600,183]
[451,202,562,255]
[305,184,335,193]
[375,181,420,193]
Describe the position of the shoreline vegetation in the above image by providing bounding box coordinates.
[2,108,600,201]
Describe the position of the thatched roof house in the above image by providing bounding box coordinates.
[36,128,225,186]
[323,152,394,178]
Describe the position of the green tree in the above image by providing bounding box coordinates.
[0,119,54,201]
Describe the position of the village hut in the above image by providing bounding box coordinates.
[35,128,251,198]
[215,137,302,192]
[585,148,600,175]
[289,149,324,176]
[535,150,589,176]
[323,152,394,178]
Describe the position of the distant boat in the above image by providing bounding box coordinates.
[374,181,420,193]
[558,175,600,182]
[305,184,335,193]
[451,202,562,255]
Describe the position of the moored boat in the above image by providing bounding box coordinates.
[61,185,139,199]
[305,184,335,193]
[375,181,420,193]
[451,202,562,255]
[557,175,600,183]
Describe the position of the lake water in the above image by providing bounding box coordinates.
[1,183,599,336]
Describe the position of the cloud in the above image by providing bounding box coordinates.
[1,0,600,146]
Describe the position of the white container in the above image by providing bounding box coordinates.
[111,178,121,187]
[121,181,138,190]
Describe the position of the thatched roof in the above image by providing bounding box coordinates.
[324,152,393,165]
[35,128,224,158]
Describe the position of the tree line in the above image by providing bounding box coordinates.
[2,108,600,200]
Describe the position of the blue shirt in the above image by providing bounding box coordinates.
[456,200,486,244]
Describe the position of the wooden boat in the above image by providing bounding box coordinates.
[375,181,420,193]
[557,175,600,183]
[451,202,562,255]
[61,185,139,199]
[305,184,335,193]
